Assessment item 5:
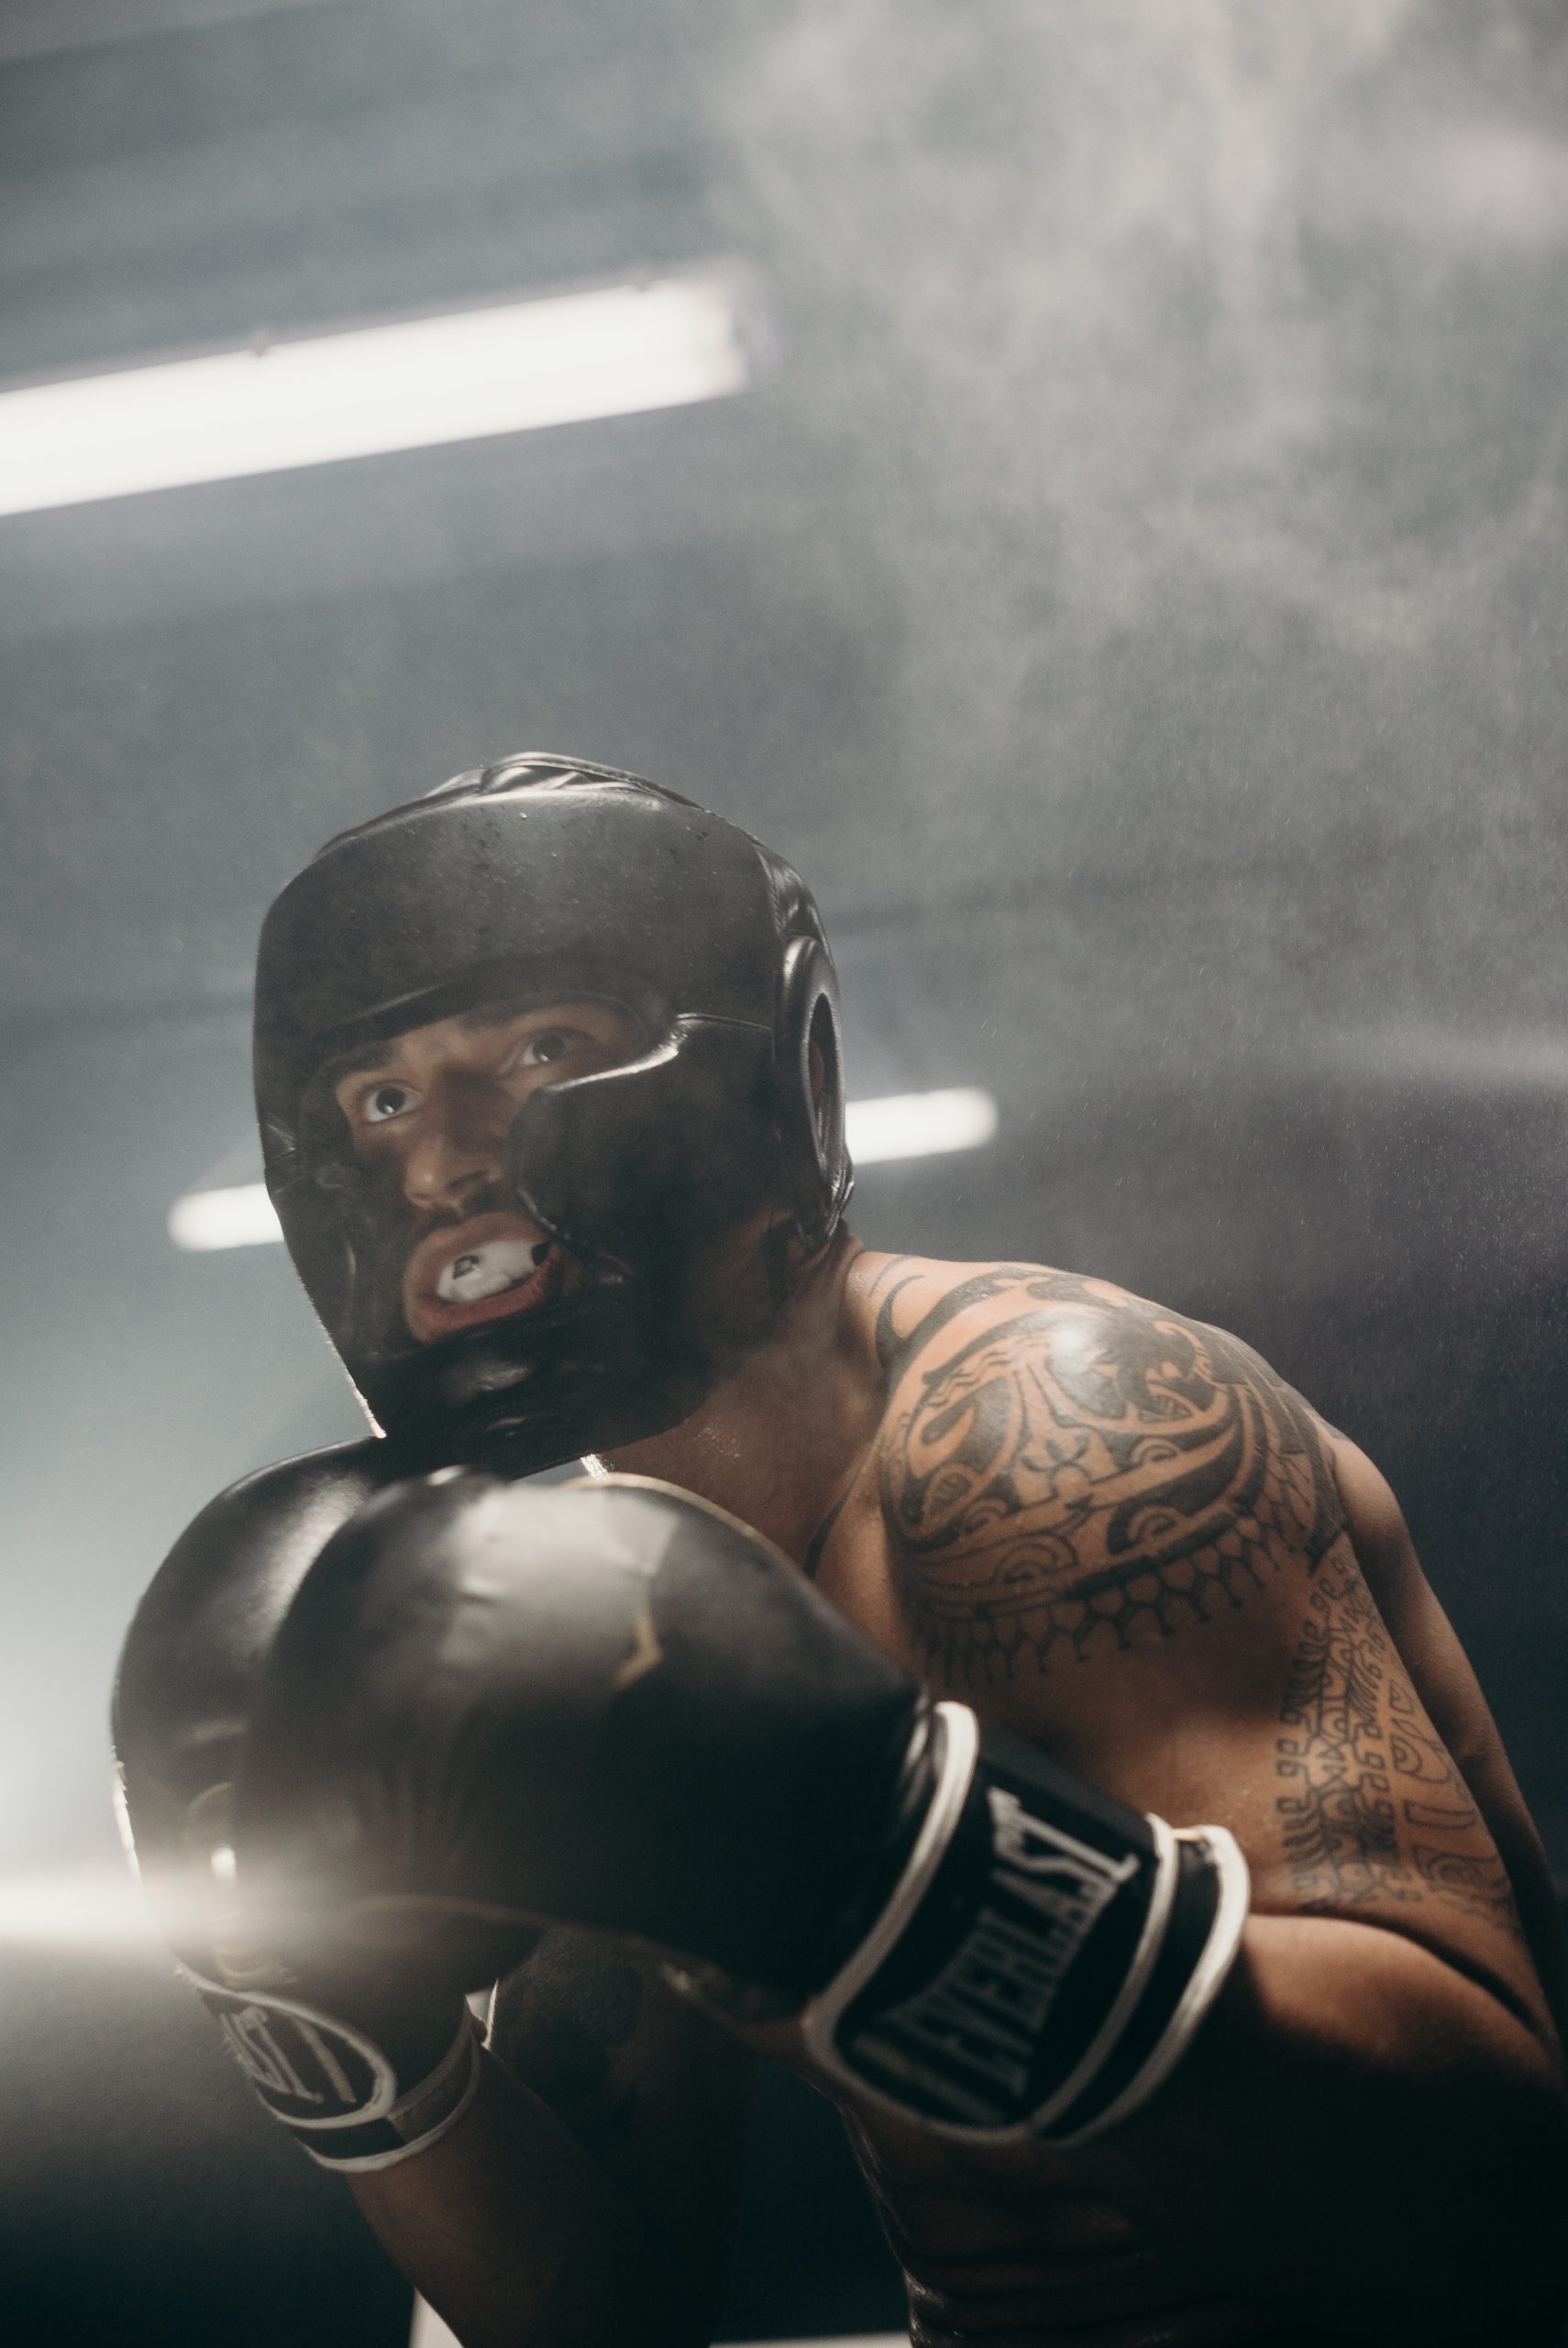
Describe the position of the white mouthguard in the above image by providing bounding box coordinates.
[436,1236,547,1304]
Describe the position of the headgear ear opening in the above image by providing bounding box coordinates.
[778,935,853,1256]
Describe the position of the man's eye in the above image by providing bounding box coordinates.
[517,1030,578,1068]
[362,1081,416,1124]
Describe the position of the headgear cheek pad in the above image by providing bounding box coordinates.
[253,755,854,1475]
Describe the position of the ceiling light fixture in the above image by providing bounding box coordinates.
[167,1087,1000,1252]
[168,1183,287,1252]
[845,1085,999,1167]
[0,271,750,518]
[0,1866,156,1953]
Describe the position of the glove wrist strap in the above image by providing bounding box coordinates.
[185,1968,483,2173]
[802,1704,1249,2143]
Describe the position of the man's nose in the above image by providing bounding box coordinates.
[401,1091,508,1212]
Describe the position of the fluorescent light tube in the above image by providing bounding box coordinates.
[167,1183,285,1251]
[845,1086,998,1165]
[417,2302,911,2348]
[0,272,750,518]
[167,1088,999,1253]
[0,1866,157,1953]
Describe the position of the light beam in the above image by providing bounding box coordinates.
[0,272,751,518]
[167,1089,1000,1252]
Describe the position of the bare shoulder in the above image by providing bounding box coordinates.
[848,1257,1552,2022]
[857,1254,1344,1684]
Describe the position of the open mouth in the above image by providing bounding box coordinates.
[403,1212,568,1343]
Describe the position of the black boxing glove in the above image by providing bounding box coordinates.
[235,1472,1249,2144]
[112,1456,485,2172]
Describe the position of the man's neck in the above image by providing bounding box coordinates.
[597,1232,885,1563]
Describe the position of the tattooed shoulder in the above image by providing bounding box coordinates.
[876,1263,1345,1681]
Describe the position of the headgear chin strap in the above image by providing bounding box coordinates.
[254,755,854,1475]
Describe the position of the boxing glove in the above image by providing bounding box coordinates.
[113,1448,485,2172]
[233,1469,1249,2144]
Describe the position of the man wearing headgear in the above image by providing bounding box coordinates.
[116,756,1568,2347]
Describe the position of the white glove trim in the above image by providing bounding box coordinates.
[182,1963,400,2127]
[305,2010,484,2174]
[1048,1822,1251,2146]
[801,1700,979,2073]
[1021,1809,1179,2138]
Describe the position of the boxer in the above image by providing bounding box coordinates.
[116,757,1568,2347]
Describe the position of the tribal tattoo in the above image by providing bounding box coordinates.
[1275,1547,1517,1923]
[877,1267,1344,1681]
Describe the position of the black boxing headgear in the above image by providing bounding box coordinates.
[253,755,853,1473]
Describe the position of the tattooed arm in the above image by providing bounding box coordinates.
[348,1934,751,2348]
[868,1262,1568,2340]
[1324,1426,1568,2042]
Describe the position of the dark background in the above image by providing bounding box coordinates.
[3,1,1567,2338]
